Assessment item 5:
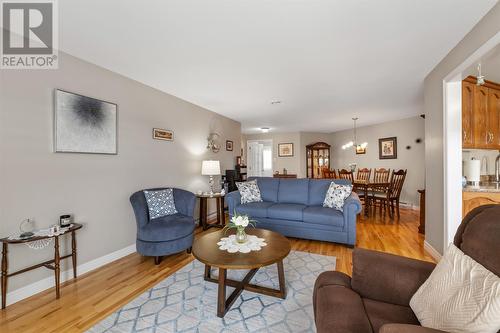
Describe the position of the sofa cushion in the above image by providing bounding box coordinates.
[268,203,306,221]
[410,243,500,333]
[143,188,178,219]
[236,179,263,204]
[234,202,274,218]
[308,179,333,206]
[278,179,309,204]
[138,214,194,242]
[363,298,419,333]
[254,177,280,202]
[303,206,344,227]
[323,182,353,212]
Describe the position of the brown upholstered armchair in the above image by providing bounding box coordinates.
[313,204,500,333]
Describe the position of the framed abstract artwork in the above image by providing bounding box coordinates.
[54,89,117,154]
[278,143,294,157]
[378,137,397,159]
[153,128,174,141]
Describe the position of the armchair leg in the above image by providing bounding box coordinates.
[154,256,162,265]
[187,247,192,254]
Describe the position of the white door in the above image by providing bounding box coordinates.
[247,140,273,177]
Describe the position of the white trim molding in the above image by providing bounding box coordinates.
[424,240,442,262]
[6,243,136,307]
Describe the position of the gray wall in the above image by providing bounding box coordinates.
[424,2,500,253]
[330,116,425,207]
[0,51,241,292]
[242,132,333,177]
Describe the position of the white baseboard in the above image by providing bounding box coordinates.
[6,243,136,307]
[424,240,442,261]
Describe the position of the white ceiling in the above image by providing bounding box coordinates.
[60,0,498,134]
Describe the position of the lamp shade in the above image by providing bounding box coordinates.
[201,160,221,176]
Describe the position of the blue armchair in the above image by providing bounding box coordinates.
[130,188,196,264]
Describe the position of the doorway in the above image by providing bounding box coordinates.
[247,140,273,177]
[443,32,500,248]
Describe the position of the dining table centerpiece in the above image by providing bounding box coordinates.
[224,213,256,244]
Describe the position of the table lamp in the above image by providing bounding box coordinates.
[202,160,221,194]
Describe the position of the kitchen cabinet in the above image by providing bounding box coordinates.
[463,191,500,217]
[462,81,474,148]
[462,76,500,149]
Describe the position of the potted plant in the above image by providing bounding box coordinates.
[224,212,256,244]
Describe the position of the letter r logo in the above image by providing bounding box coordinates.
[2,2,53,54]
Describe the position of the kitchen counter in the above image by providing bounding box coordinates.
[463,182,500,193]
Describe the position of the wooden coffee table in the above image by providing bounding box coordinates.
[192,228,291,318]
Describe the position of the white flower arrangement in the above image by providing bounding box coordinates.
[224,212,256,232]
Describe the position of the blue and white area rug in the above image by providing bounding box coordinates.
[88,251,336,333]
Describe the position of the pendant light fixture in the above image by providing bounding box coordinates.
[342,117,367,150]
[477,63,485,86]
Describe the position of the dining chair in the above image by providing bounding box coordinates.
[387,169,407,218]
[373,168,390,184]
[353,168,371,207]
[372,169,407,219]
[356,168,371,181]
[370,168,391,205]
[323,169,337,179]
[338,169,354,183]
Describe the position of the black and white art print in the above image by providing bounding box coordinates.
[54,90,117,154]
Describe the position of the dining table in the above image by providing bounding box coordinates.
[353,180,391,216]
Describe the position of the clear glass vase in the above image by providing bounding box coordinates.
[235,227,247,244]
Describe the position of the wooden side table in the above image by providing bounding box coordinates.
[197,193,225,230]
[0,223,82,309]
[418,189,425,234]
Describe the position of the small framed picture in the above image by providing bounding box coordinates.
[153,128,174,141]
[278,143,294,157]
[356,146,366,155]
[379,137,397,159]
[226,140,233,151]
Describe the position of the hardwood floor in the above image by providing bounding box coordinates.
[0,208,435,332]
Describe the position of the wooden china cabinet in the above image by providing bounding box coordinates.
[462,76,500,149]
[306,142,331,178]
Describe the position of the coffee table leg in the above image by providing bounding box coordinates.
[217,268,226,318]
[277,260,286,299]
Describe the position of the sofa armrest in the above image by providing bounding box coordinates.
[130,190,150,228]
[344,191,362,215]
[343,192,362,245]
[226,190,241,216]
[313,271,352,317]
[380,324,447,333]
[173,188,196,217]
[351,248,436,307]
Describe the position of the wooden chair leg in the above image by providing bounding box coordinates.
[396,200,400,219]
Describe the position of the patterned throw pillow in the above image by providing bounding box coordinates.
[236,180,263,204]
[410,244,500,333]
[323,182,353,211]
[143,189,178,219]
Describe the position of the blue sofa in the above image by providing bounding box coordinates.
[130,188,196,264]
[226,177,362,246]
